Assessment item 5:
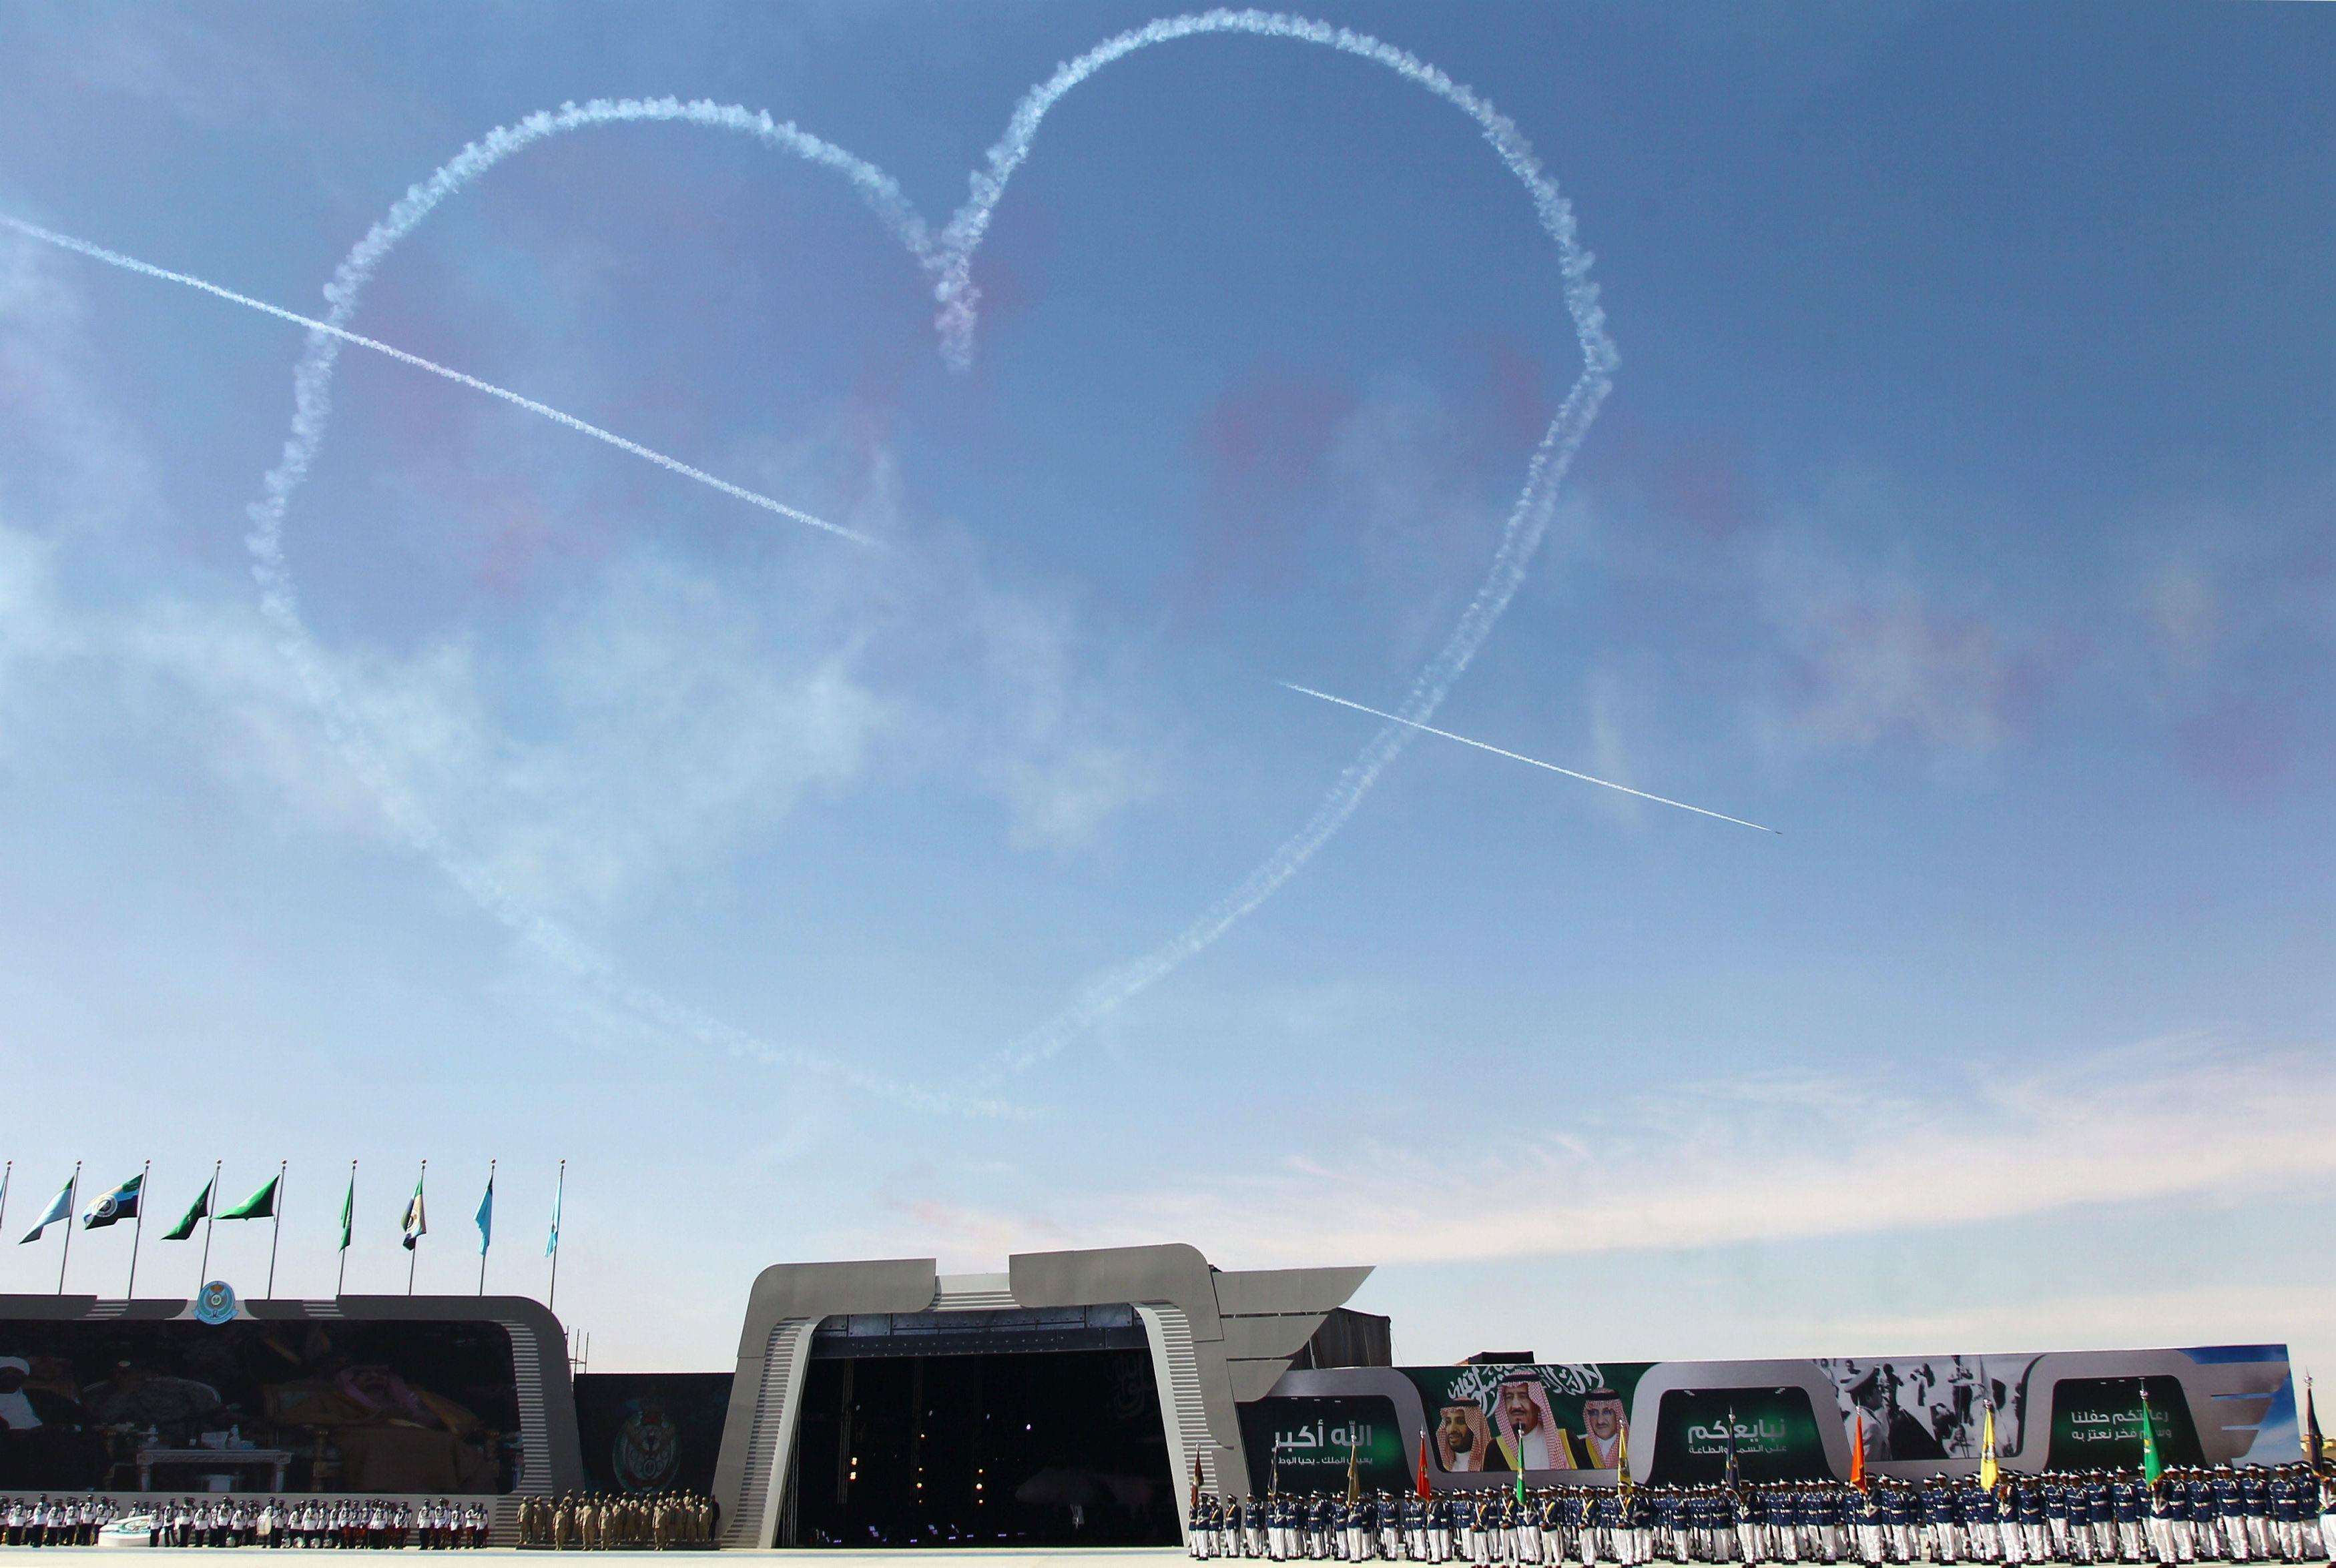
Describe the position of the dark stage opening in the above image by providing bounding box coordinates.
[785,1306,1177,1548]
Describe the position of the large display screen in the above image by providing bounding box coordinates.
[574,1373,732,1497]
[0,1316,523,1495]
[1253,1344,2294,1488]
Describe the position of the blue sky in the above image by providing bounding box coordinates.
[1,0,2332,1381]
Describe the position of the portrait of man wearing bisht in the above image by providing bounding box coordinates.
[1437,1402,1506,1473]
[1579,1389,1630,1471]
[1495,1375,1576,1472]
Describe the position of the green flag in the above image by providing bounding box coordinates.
[220,1174,278,1222]
[162,1176,214,1242]
[338,1170,354,1252]
[2138,1386,2162,1484]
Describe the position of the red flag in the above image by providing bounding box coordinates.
[1849,1411,1867,1491]
[1417,1432,1433,1500]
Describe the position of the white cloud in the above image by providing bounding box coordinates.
[886,1036,2336,1271]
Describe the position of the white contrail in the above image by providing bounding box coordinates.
[219,97,1016,1117]
[1279,682,1780,834]
[0,214,877,548]
[34,31,1615,1099]
[965,11,1618,1077]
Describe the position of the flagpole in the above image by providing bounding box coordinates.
[264,1160,287,1300]
[56,1162,80,1294]
[197,1160,220,1292]
[125,1160,150,1299]
[407,1160,424,1296]
[337,1161,356,1298]
[477,1159,495,1296]
[547,1160,565,1312]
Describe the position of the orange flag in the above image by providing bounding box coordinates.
[1849,1412,1867,1491]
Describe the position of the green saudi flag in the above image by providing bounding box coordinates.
[338,1169,354,1252]
[161,1176,214,1242]
[220,1174,278,1222]
[2138,1386,2162,1484]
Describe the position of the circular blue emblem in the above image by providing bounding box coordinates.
[194,1280,238,1324]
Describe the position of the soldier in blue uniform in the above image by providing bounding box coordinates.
[2236,1466,2270,1562]
[1428,1492,1455,1565]
[2074,1477,2112,1561]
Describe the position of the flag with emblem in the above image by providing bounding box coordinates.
[81,1172,142,1228]
[402,1173,428,1250]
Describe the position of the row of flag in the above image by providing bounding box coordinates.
[0,1159,567,1302]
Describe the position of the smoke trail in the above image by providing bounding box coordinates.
[0,214,877,548]
[1279,682,1781,834]
[63,28,1609,1101]
[227,97,1017,1118]
[957,11,1619,1077]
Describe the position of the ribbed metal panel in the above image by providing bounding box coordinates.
[930,1287,1018,1311]
[724,1316,814,1548]
[1137,1300,1217,1533]
[489,1314,553,1543]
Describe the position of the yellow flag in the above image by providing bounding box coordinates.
[1979,1405,1999,1491]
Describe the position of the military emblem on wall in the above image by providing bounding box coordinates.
[612,1395,681,1492]
[194,1280,238,1325]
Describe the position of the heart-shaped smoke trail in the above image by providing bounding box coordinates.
[9,11,1617,1110]
[952,10,1619,1079]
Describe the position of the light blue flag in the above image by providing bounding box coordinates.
[19,1176,74,1244]
[545,1182,561,1257]
[475,1174,494,1255]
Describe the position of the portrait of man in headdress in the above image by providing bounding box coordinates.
[1436,1402,1504,1473]
[1579,1388,1630,1471]
[1495,1374,1574,1471]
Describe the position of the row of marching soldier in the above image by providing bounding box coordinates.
[1187,1467,2336,1566]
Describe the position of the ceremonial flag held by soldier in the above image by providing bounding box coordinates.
[2305,1376,2323,1473]
[1722,1407,1741,1493]
[2138,1385,2162,1484]
[1850,1411,1867,1491]
[1980,1403,1998,1490]
[1416,1432,1432,1501]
